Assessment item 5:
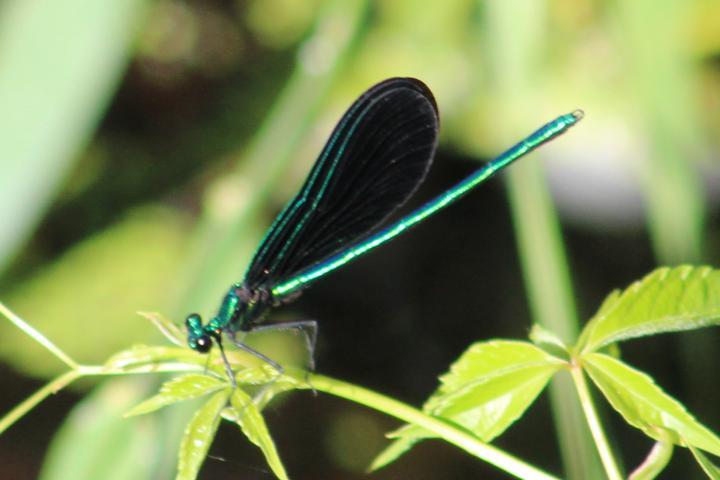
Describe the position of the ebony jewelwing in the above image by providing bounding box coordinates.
[185,77,583,385]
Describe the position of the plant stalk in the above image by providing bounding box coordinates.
[570,365,623,480]
[307,372,560,480]
[0,302,78,369]
[628,440,673,480]
[0,370,80,435]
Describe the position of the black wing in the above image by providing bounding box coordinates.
[243,77,439,289]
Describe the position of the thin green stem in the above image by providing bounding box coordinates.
[1,335,557,480]
[628,439,673,480]
[570,365,623,480]
[138,311,185,347]
[3,359,558,480]
[0,369,81,435]
[305,372,560,480]
[78,364,206,377]
[0,301,78,369]
[0,362,210,435]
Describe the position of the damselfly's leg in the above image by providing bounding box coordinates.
[227,332,285,377]
[249,320,318,372]
[225,333,286,407]
[215,336,238,389]
[249,320,318,395]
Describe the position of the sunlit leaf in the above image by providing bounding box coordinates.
[229,389,288,480]
[578,266,720,353]
[428,341,565,411]
[104,345,205,371]
[176,389,230,480]
[138,311,185,347]
[528,323,568,354]
[595,289,622,320]
[125,374,227,417]
[233,362,307,387]
[689,445,720,479]
[371,341,565,470]
[583,353,720,456]
[368,433,417,472]
[429,364,559,434]
[232,363,283,385]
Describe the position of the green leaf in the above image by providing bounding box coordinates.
[595,289,622,320]
[138,311,186,347]
[104,345,206,371]
[232,363,284,385]
[428,341,565,414]
[368,433,418,472]
[583,352,720,456]
[229,389,289,480]
[234,363,306,386]
[578,266,720,353]
[528,323,568,354]
[125,374,227,417]
[176,389,230,480]
[429,364,560,436]
[371,341,565,470]
[105,345,231,382]
[689,445,720,479]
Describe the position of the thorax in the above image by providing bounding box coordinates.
[207,283,273,333]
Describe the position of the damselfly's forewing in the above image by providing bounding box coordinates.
[243,78,439,293]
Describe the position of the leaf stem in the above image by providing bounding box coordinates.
[78,363,206,377]
[570,364,623,480]
[0,301,78,369]
[628,439,673,480]
[0,361,209,436]
[0,369,81,435]
[305,371,560,480]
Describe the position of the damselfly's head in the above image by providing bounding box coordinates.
[185,313,212,353]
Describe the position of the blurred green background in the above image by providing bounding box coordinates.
[1,0,719,478]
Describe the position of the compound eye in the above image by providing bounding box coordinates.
[185,313,202,329]
[195,335,212,353]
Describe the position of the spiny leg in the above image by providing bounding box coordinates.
[215,336,238,389]
[227,333,285,407]
[249,320,318,372]
[226,321,318,403]
[202,353,212,377]
[228,331,283,385]
[249,320,318,395]
[227,336,285,377]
